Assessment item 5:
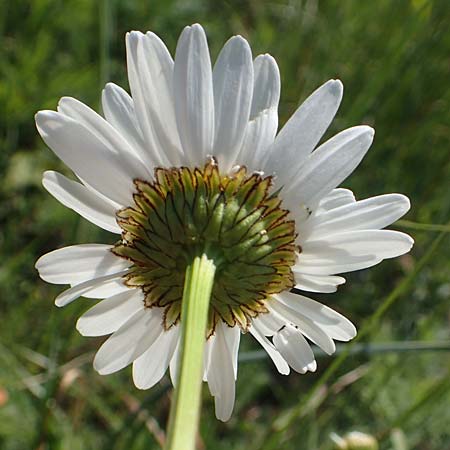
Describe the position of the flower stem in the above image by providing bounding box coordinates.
[165,254,216,450]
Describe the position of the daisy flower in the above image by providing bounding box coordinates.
[35,24,413,421]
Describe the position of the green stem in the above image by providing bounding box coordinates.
[165,254,216,450]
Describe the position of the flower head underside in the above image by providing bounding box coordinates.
[35,24,414,421]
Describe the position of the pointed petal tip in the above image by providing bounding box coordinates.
[93,360,106,375]
[254,53,275,63]
[182,23,207,41]
[180,23,201,36]
[143,30,164,43]
[131,369,149,390]
[405,233,415,248]
[215,401,233,422]
[35,110,65,132]
[75,318,87,335]
[93,354,110,375]
[128,30,143,37]
[35,110,52,125]
[229,34,250,46]
[126,31,143,46]
[34,110,44,123]
[34,256,43,272]
[397,194,411,213]
[133,382,147,391]
[340,321,358,341]
[103,82,115,93]
[326,79,344,97]
[350,124,375,141]
[54,297,66,308]
[391,230,415,253]
[190,23,204,31]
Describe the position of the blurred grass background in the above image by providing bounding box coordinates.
[0,0,449,449]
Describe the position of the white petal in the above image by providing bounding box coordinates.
[205,322,236,421]
[174,24,214,165]
[126,31,182,167]
[269,300,336,354]
[303,230,414,261]
[76,290,144,336]
[93,308,164,375]
[57,97,151,178]
[224,325,241,379]
[304,194,411,240]
[213,35,253,171]
[42,171,121,233]
[294,273,346,293]
[203,338,213,382]
[79,279,129,299]
[133,325,180,389]
[249,323,290,375]
[276,292,357,341]
[54,271,129,307]
[317,188,356,212]
[273,323,317,374]
[294,247,382,275]
[101,83,153,167]
[36,244,130,285]
[263,79,343,184]
[285,125,375,212]
[169,341,181,387]
[296,259,382,276]
[35,111,141,206]
[253,310,285,335]
[238,54,280,170]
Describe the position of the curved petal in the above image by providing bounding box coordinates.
[169,341,181,388]
[42,171,121,233]
[132,325,180,389]
[35,111,141,206]
[205,322,236,421]
[57,97,152,178]
[303,194,411,240]
[54,270,129,307]
[253,309,285,336]
[226,325,241,379]
[36,243,130,285]
[294,273,346,293]
[76,290,144,336]
[174,24,214,166]
[276,292,356,341]
[302,230,414,261]
[126,31,182,167]
[269,300,336,354]
[263,79,343,184]
[101,83,154,168]
[284,126,375,214]
[316,188,356,212]
[295,257,382,276]
[93,308,164,375]
[273,324,317,374]
[238,54,280,171]
[249,323,290,375]
[213,35,253,172]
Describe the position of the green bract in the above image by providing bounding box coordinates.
[113,161,297,334]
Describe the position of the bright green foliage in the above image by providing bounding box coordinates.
[0,1,449,450]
